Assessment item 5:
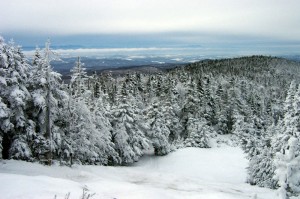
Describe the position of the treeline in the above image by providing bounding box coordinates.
[1,37,300,198]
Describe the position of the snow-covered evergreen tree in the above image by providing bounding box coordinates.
[247,124,277,189]
[165,87,184,148]
[274,137,300,199]
[110,83,150,163]
[272,82,300,198]
[92,96,120,165]
[70,57,87,97]
[27,41,69,163]
[181,79,200,139]
[68,98,109,165]
[0,95,11,159]
[0,37,32,160]
[146,100,171,155]
[184,118,211,148]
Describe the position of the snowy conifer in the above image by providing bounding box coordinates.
[184,118,211,148]
[27,41,69,163]
[110,83,150,163]
[274,137,300,199]
[272,82,300,198]
[0,38,32,160]
[146,100,171,155]
[248,124,277,189]
[70,57,87,97]
[92,96,120,165]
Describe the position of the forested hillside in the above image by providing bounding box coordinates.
[1,37,300,198]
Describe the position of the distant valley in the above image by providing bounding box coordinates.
[50,56,190,80]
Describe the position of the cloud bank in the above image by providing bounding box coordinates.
[1,0,300,41]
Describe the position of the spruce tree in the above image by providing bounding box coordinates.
[70,57,87,97]
[0,38,32,160]
[247,124,277,189]
[184,118,211,148]
[273,82,300,198]
[27,41,69,163]
[146,100,171,155]
[110,83,150,163]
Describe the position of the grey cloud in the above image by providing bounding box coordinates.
[0,0,300,41]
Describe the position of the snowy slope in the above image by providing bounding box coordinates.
[0,147,276,199]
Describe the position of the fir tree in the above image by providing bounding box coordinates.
[273,82,300,198]
[247,124,277,189]
[70,57,87,97]
[184,118,211,148]
[27,41,69,163]
[110,83,150,163]
[0,38,32,160]
[146,100,171,155]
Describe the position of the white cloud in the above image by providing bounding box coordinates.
[0,0,300,40]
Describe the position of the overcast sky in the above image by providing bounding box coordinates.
[1,0,300,48]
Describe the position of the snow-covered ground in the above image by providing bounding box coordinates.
[0,146,276,199]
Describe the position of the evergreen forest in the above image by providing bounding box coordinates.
[1,37,300,198]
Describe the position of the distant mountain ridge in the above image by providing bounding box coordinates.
[55,55,300,81]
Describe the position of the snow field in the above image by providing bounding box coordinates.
[0,147,277,199]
